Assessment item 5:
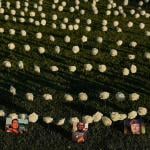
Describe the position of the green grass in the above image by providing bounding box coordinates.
[0,0,150,149]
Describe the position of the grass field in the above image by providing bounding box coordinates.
[0,0,150,149]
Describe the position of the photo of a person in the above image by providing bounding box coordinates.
[6,119,21,134]
[124,118,145,135]
[130,119,141,134]
[5,117,28,135]
[72,122,88,144]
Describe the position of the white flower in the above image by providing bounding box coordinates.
[137,107,147,116]
[36,32,42,39]
[87,19,92,25]
[139,23,145,29]
[38,47,45,54]
[84,63,93,71]
[80,9,85,15]
[24,44,31,52]
[127,21,133,28]
[8,43,15,50]
[52,14,57,20]
[99,91,110,100]
[64,35,71,43]
[91,48,98,55]
[60,23,66,30]
[116,40,123,46]
[50,66,59,72]
[97,36,103,43]
[102,116,112,126]
[72,46,80,54]
[69,117,79,124]
[18,61,24,70]
[9,29,15,35]
[63,17,68,23]
[40,12,46,18]
[128,111,137,119]
[43,116,53,124]
[113,21,119,27]
[74,24,79,30]
[50,35,55,42]
[58,6,63,12]
[98,64,107,73]
[43,94,53,101]
[57,118,65,126]
[102,19,107,26]
[85,26,91,32]
[128,54,135,60]
[119,114,127,120]
[115,92,125,101]
[122,68,129,76]
[62,1,67,6]
[123,0,129,6]
[92,112,103,122]
[135,13,140,19]
[144,52,150,59]
[41,19,46,26]
[106,10,111,16]
[82,115,93,124]
[0,110,5,117]
[20,29,26,36]
[3,60,11,68]
[81,35,88,42]
[34,65,40,74]
[69,66,76,72]
[64,94,73,102]
[52,23,57,29]
[0,8,4,14]
[110,49,118,57]
[116,27,122,33]
[113,10,119,16]
[102,26,108,32]
[29,112,38,123]
[70,7,75,12]
[75,18,80,24]
[145,31,150,36]
[78,92,88,101]
[130,64,137,73]
[129,93,140,101]
[130,9,135,15]
[10,86,16,95]
[30,11,35,17]
[8,113,18,119]
[0,27,4,33]
[68,25,73,31]
[110,112,120,122]
[26,93,34,101]
[54,46,60,54]
[130,41,137,47]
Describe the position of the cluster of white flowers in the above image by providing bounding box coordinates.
[43,116,53,124]
[3,60,12,68]
[99,91,110,100]
[26,93,34,101]
[29,112,39,123]
[43,94,53,101]
[78,92,88,101]
[64,94,73,102]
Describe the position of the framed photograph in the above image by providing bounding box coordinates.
[72,122,88,143]
[5,117,28,134]
[124,118,145,135]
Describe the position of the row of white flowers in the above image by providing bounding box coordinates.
[9,86,141,102]
[0,107,147,126]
